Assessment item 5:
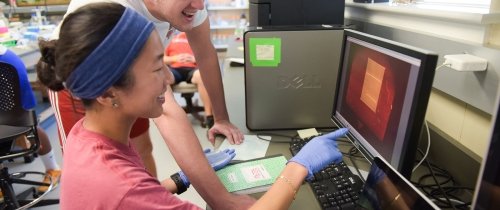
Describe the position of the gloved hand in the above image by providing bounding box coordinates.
[289,128,349,180]
[204,148,236,170]
[177,148,237,186]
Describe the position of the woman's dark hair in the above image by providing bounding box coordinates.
[36,2,133,106]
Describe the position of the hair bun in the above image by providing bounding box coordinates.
[36,39,64,91]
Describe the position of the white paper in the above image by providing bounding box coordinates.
[228,57,244,64]
[218,135,271,161]
[297,128,319,139]
[256,45,274,60]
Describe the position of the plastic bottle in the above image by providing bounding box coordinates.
[35,7,43,26]
[29,13,37,26]
[234,13,247,41]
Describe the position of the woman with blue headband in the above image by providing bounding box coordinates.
[38,0,255,208]
[40,0,248,207]
[36,3,347,209]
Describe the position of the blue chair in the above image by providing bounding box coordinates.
[0,61,58,209]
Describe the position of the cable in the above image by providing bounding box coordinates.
[435,62,451,71]
[413,120,431,172]
[348,146,366,183]
[424,158,456,209]
[410,147,473,209]
[255,133,297,143]
[335,137,352,144]
[316,128,337,133]
[430,197,469,206]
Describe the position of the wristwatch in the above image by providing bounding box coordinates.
[170,172,188,194]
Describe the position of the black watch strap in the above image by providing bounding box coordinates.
[170,173,188,194]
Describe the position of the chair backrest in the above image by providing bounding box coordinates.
[0,62,37,127]
[0,61,40,160]
[171,81,198,94]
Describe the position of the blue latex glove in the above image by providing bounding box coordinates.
[289,128,349,180]
[178,148,237,186]
[203,148,236,171]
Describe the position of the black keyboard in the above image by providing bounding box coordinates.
[290,135,364,210]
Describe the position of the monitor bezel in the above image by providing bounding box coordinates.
[471,89,500,209]
[331,29,438,178]
[372,157,440,210]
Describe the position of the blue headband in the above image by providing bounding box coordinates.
[66,7,155,99]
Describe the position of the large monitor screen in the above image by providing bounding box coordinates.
[332,29,438,177]
[362,157,439,209]
[471,95,500,209]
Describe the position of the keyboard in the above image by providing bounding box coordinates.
[290,135,364,210]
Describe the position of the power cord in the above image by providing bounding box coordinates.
[412,148,472,209]
[348,146,366,183]
[424,158,457,210]
[435,62,452,71]
[413,120,431,172]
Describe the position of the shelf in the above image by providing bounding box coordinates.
[3,5,68,13]
[207,5,248,11]
[211,25,237,29]
[214,44,228,50]
[208,0,247,52]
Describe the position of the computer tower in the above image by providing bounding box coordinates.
[353,0,389,3]
[249,0,345,27]
[244,25,345,130]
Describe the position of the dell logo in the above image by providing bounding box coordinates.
[277,74,322,89]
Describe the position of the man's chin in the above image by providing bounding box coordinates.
[172,23,194,32]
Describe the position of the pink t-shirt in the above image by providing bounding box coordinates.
[60,119,202,210]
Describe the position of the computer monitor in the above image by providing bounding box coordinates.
[471,94,500,209]
[248,0,344,27]
[362,157,440,209]
[332,29,438,178]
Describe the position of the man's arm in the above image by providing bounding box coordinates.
[153,87,255,209]
[185,19,243,145]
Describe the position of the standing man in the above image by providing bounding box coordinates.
[53,0,243,145]
[44,0,252,209]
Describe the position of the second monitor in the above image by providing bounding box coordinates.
[332,29,438,177]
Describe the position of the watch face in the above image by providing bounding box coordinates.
[171,173,187,194]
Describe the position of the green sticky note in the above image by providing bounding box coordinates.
[249,38,281,67]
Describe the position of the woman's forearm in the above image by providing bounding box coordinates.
[250,162,308,210]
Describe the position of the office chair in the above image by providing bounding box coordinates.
[0,62,59,209]
[171,81,206,127]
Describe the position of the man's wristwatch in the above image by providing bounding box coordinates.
[170,172,188,194]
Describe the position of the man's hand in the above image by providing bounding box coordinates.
[176,53,195,63]
[207,120,244,145]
